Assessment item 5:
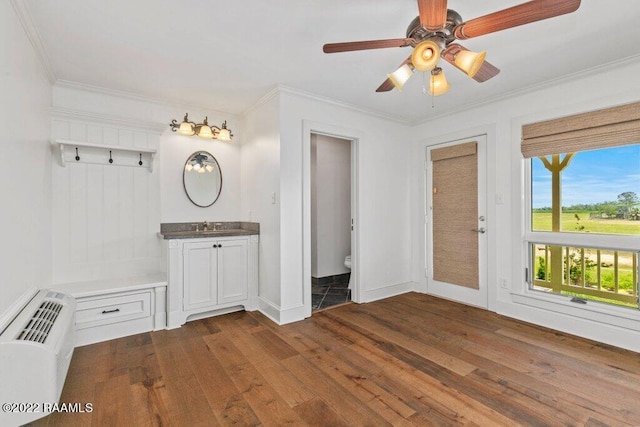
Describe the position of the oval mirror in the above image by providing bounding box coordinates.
[183,151,222,207]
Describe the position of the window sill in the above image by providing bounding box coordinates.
[511,288,640,333]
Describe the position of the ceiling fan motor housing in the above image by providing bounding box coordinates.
[406,9,463,47]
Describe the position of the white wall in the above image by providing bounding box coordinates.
[50,84,242,282]
[278,89,412,321]
[0,1,52,319]
[409,58,640,352]
[51,118,162,283]
[310,133,351,278]
[240,95,282,311]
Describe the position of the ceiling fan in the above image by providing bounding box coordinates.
[323,0,581,96]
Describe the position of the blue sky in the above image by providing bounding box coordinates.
[532,145,640,208]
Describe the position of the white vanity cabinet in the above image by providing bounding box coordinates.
[183,238,248,310]
[165,234,258,328]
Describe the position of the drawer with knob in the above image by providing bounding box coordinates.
[75,291,152,329]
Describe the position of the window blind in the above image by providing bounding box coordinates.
[521,101,640,158]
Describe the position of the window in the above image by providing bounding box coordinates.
[523,102,640,310]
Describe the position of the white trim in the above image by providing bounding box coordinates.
[54,80,236,118]
[257,296,282,324]
[10,0,56,84]
[241,86,280,117]
[509,106,640,353]
[51,107,167,134]
[498,297,640,353]
[360,282,414,303]
[512,290,640,331]
[272,85,410,125]
[525,232,640,253]
[303,121,362,316]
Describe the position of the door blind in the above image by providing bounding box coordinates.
[431,141,479,289]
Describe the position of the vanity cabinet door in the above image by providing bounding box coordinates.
[183,241,218,310]
[217,238,249,304]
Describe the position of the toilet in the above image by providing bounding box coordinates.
[344,255,353,289]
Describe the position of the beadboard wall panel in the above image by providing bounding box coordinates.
[52,118,162,284]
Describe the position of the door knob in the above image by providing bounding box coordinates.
[472,228,486,234]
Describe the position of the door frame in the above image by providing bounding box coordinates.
[418,126,497,312]
[303,121,361,316]
[426,136,488,308]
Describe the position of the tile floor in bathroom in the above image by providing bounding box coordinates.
[312,273,351,311]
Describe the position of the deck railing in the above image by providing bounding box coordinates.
[532,244,639,307]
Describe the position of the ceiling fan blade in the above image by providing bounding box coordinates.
[417,0,448,31]
[472,61,500,83]
[376,56,413,92]
[323,38,413,54]
[442,44,500,82]
[453,0,581,39]
[376,79,396,93]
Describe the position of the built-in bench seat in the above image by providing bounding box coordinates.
[52,274,167,346]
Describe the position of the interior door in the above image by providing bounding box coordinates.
[426,136,487,308]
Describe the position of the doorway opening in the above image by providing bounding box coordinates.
[310,133,353,311]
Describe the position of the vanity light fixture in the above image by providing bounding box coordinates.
[170,113,233,141]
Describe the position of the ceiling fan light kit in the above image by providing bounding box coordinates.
[322,0,581,97]
[411,39,442,72]
[388,63,415,91]
[429,67,450,96]
[453,49,486,78]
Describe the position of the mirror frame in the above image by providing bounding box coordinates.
[182,151,223,207]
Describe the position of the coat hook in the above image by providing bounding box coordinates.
[75,147,80,161]
[139,153,143,166]
[108,150,113,164]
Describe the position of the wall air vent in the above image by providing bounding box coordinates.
[17,300,64,344]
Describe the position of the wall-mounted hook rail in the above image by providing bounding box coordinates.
[54,140,157,172]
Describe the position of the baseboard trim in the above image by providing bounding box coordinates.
[257,296,282,324]
[360,281,414,303]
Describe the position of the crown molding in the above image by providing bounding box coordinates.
[54,80,238,120]
[51,107,167,134]
[409,52,640,127]
[241,86,281,117]
[242,85,411,125]
[277,85,411,125]
[10,0,56,84]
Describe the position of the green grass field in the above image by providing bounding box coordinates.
[532,211,640,234]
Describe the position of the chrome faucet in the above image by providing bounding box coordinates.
[203,221,209,231]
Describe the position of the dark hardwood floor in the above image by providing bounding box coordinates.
[32,293,640,426]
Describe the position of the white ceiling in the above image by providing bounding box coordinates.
[23,0,640,123]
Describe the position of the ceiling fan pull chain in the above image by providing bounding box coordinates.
[421,72,427,95]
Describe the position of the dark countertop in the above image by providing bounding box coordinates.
[158,221,259,239]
